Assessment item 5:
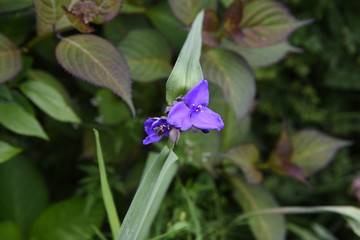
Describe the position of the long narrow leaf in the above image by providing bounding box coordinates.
[94,129,121,239]
[116,146,179,240]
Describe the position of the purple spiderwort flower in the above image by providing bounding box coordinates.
[167,79,224,131]
[143,118,171,145]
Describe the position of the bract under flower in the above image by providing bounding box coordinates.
[167,79,224,131]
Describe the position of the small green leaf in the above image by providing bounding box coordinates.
[30,198,105,240]
[116,147,179,240]
[168,0,217,25]
[0,33,23,83]
[166,10,204,104]
[146,2,187,49]
[20,70,80,123]
[0,221,22,240]
[230,175,286,240]
[0,0,32,13]
[0,157,48,234]
[236,0,312,47]
[202,48,255,119]
[0,101,48,140]
[118,29,172,82]
[94,129,120,240]
[224,143,263,184]
[222,39,301,67]
[291,129,351,176]
[56,34,135,115]
[0,141,22,164]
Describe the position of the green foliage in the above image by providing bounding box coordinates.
[0,0,357,239]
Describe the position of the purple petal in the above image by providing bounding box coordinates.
[144,118,156,135]
[143,134,163,145]
[191,107,224,131]
[167,102,192,131]
[184,79,209,107]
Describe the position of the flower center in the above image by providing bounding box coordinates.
[192,104,204,113]
[154,124,171,136]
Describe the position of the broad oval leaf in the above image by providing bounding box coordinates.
[34,0,70,24]
[56,34,135,115]
[166,10,204,104]
[222,39,301,67]
[118,29,172,82]
[202,48,255,119]
[0,34,23,83]
[20,70,80,123]
[0,157,48,234]
[291,129,351,176]
[116,147,179,240]
[0,141,22,164]
[146,2,187,49]
[230,175,286,240]
[236,0,312,48]
[0,101,48,140]
[224,143,263,184]
[168,0,217,25]
[0,221,22,240]
[30,198,105,240]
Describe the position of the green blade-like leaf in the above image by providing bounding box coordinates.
[0,101,48,140]
[116,146,179,240]
[202,48,255,119]
[56,34,135,115]
[235,206,360,238]
[20,70,80,123]
[0,141,22,164]
[0,157,48,234]
[166,10,204,104]
[0,33,23,83]
[168,0,217,25]
[291,129,351,176]
[30,198,105,240]
[222,39,301,67]
[0,221,22,240]
[236,0,312,48]
[118,29,172,82]
[93,129,120,240]
[223,143,263,184]
[230,175,286,240]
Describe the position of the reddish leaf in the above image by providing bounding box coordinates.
[234,0,312,48]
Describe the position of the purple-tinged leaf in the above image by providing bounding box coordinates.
[229,175,286,240]
[235,0,312,48]
[222,39,301,67]
[168,0,217,25]
[0,34,23,83]
[91,0,123,24]
[268,124,307,183]
[222,0,243,37]
[291,129,351,176]
[202,48,255,120]
[224,143,263,184]
[202,10,220,47]
[56,34,135,115]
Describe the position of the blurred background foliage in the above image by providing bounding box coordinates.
[0,0,359,239]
